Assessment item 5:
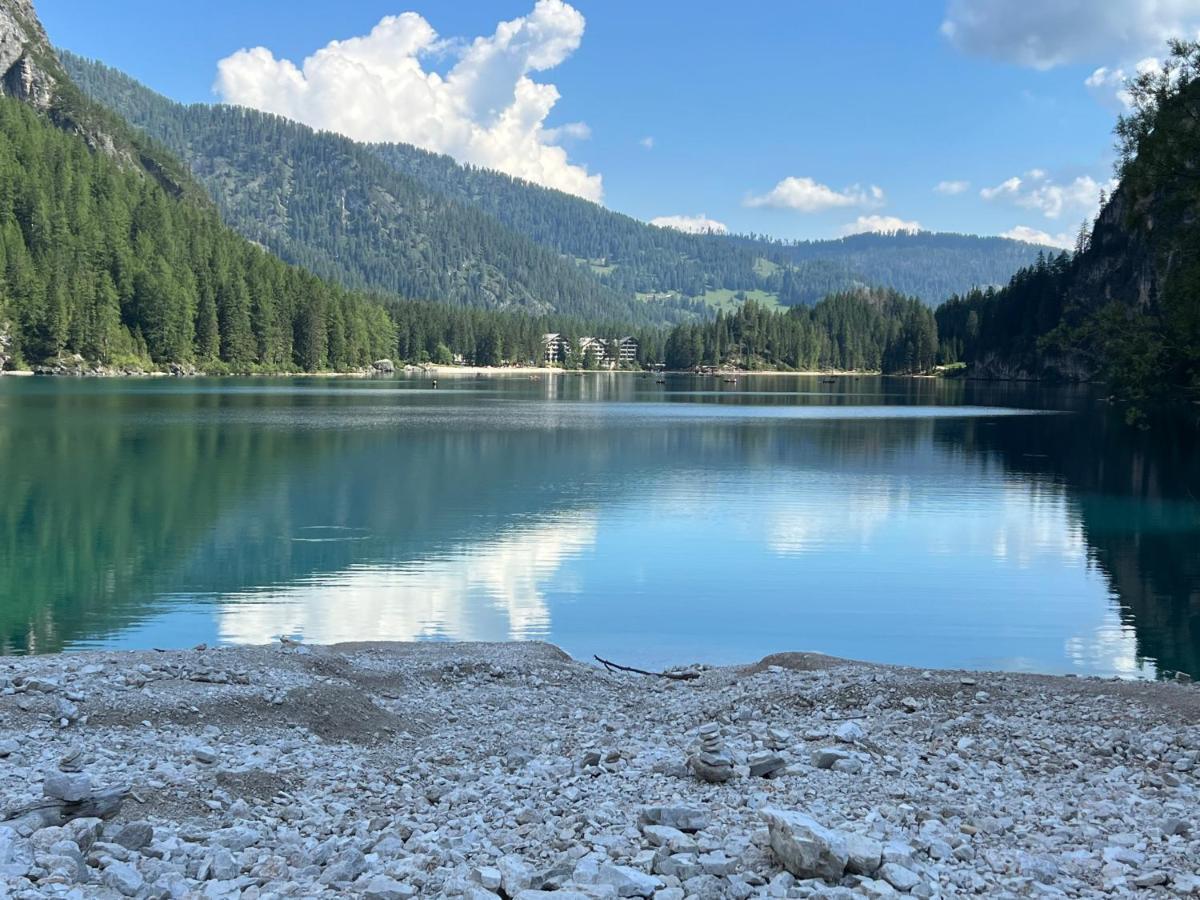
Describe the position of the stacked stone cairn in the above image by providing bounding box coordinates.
[689,721,734,783]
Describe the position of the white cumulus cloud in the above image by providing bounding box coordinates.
[934,179,970,195]
[214,1,603,201]
[639,136,655,150]
[1000,225,1075,249]
[941,0,1200,70]
[980,176,1024,201]
[980,170,1115,220]
[745,177,884,212]
[840,215,922,236]
[649,214,729,235]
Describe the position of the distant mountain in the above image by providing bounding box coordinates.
[936,40,1200,407]
[63,53,1045,314]
[60,53,699,326]
[373,140,1047,306]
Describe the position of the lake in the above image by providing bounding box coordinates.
[1,373,1197,678]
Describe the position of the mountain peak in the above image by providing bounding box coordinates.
[0,0,56,108]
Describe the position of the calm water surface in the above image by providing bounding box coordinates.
[1,374,1198,678]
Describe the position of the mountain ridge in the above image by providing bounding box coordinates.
[372,137,1048,305]
[62,51,1047,316]
[58,52,700,326]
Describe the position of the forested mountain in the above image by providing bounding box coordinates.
[376,136,1047,306]
[63,53,1044,312]
[663,289,938,374]
[0,77,652,373]
[60,53,699,325]
[936,40,1200,408]
[0,0,608,373]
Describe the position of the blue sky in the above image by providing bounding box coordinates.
[39,0,1200,247]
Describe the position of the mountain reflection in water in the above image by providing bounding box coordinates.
[0,375,1195,679]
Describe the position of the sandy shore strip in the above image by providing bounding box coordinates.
[415,365,566,377]
[1,641,1197,898]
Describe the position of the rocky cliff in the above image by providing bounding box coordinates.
[939,48,1200,397]
[0,0,198,198]
[1066,163,1179,323]
[0,0,56,108]
[1051,70,1200,392]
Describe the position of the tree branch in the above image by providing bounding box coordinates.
[593,655,700,681]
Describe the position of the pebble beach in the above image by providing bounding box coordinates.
[1,641,1198,898]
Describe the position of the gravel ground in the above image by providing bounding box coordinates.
[0,641,1198,898]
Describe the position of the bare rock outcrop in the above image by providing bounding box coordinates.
[0,0,56,110]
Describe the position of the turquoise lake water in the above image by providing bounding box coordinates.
[1,373,1197,678]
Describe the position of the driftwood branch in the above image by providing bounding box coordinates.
[2,785,130,830]
[594,655,700,681]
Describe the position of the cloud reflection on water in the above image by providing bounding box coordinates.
[217,514,597,645]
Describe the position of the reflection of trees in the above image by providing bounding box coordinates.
[3,378,1198,675]
[0,381,952,653]
[938,407,1200,677]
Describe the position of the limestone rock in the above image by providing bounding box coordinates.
[748,751,786,778]
[111,821,153,851]
[637,806,709,833]
[761,808,849,881]
[878,862,921,892]
[43,771,92,802]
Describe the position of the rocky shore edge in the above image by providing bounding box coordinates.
[0,354,413,379]
[1,641,1197,898]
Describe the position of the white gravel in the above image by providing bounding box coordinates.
[1,641,1198,898]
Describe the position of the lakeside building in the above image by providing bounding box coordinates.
[578,336,609,365]
[541,334,640,368]
[542,333,571,365]
[612,336,639,365]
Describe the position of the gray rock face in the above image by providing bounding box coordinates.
[32,353,94,377]
[0,326,10,372]
[834,721,864,743]
[0,0,55,110]
[203,847,237,882]
[761,808,849,881]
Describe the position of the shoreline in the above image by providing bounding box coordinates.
[0,366,899,380]
[1,640,1196,897]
